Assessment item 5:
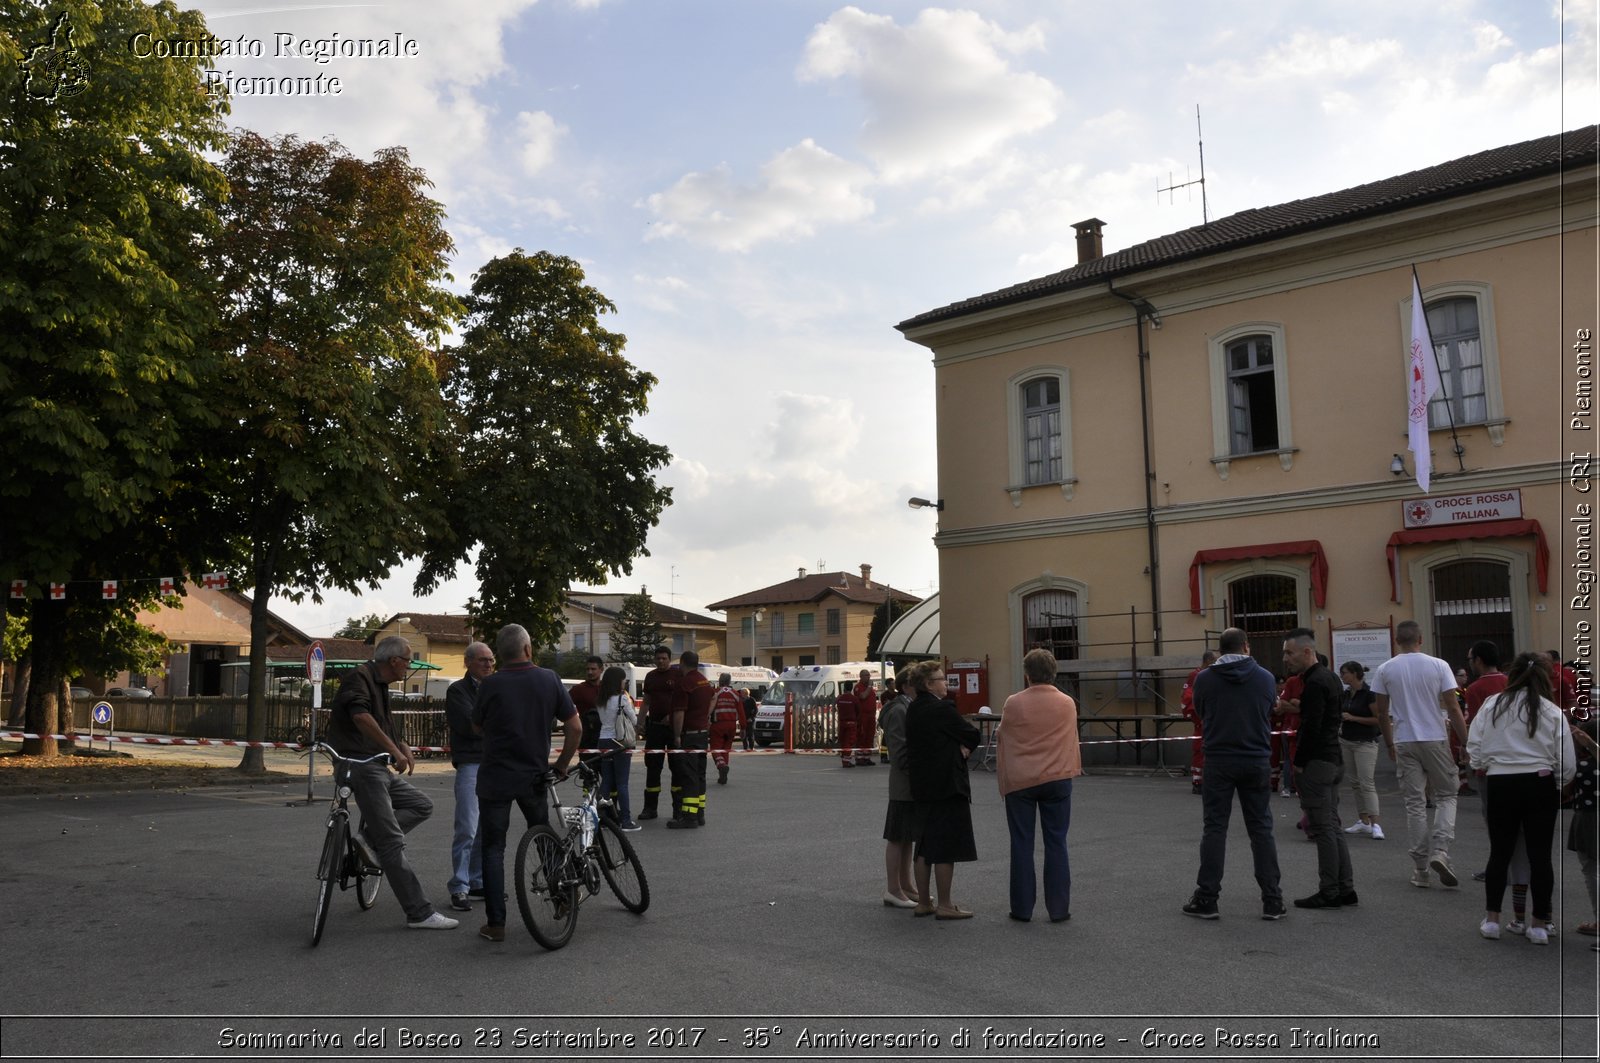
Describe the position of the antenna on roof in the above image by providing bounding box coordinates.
[1156,104,1209,224]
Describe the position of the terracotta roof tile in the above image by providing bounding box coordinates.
[707,571,923,611]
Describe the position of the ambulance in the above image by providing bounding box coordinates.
[751,662,889,747]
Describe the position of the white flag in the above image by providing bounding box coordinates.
[1407,271,1443,493]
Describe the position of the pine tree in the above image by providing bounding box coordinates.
[609,593,663,665]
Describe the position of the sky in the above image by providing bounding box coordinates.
[171,0,1596,636]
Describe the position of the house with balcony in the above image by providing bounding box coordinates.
[708,565,922,671]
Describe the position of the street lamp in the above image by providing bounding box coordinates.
[750,609,764,668]
[907,497,944,511]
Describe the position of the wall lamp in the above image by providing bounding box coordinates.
[907,497,944,511]
[1390,454,1406,477]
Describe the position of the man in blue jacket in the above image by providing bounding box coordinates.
[1183,627,1284,921]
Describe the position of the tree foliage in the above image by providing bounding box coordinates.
[608,593,664,666]
[417,251,672,645]
[210,132,461,769]
[333,613,385,640]
[0,0,231,755]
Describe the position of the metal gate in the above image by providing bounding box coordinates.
[1430,560,1514,670]
[1226,575,1298,679]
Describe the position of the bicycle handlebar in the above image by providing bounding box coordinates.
[308,741,392,767]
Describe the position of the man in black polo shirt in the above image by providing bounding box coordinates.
[639,645,676,820]
[471,623,580,942]
[1285,628,1356,909]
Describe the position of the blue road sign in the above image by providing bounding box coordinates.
[92,702,112,725]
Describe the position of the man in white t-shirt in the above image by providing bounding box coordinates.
[1371,620,1470,889]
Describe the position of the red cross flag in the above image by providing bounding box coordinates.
[9,581,23,599]
[49,583,66,600]
[159,576,177,597]
[202,571,229,590]
[101,580,118,600]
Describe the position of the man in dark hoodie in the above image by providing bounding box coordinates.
[1183,628,1284,921]
[1284,631,1356,909]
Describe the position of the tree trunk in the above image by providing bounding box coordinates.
[58,675,76,750]
[5,653,29,729]
[235,541,279,773]
[22,603,67,758]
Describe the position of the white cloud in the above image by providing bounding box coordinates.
[1189,31,1404,87]
[642,139,874,251]
[515,110,567,175]
[798,6,1062,183]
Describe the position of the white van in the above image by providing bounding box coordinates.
[694,663,777,699]
[752,662,888,747]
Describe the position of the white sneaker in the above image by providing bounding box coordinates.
[1480,919,1501,939]
[407,912,460,930]
[1527,925,1549,945]
[1343,822,1371,835]
[1369,823,1385,841]
[1506,919,1527,935]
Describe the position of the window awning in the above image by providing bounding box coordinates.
[1189,540,1329,614]
[1385,518,1549,601]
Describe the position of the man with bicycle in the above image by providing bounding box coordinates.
[472,623,581,942]
[326,636,458,930]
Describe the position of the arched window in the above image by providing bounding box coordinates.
[1023,589,1079,661]
[1430,560,1513,666]
[1226,574,1298,678]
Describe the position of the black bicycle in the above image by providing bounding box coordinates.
[515,760,648,950]
[308,743,386,945]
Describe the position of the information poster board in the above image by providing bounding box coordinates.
[1330,624,1393,678]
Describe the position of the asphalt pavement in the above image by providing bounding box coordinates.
[0,747,1596,1062]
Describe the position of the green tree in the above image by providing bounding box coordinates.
[333,613,385,640]
[0,0,231,756]
[416,251,672,645]
[210,132,461,771]
[608,593,664,666]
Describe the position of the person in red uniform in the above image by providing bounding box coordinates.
[639,646,677,821]
[1550,650,1580,716]
[1273,672,1303,796]
[1181,651,1217,795]
[853,668,880,766]
[1464,640,1509,883]
[836,681,859,767]
[570,656,603,770]
[667,651,714,829]
[709,673,745,786]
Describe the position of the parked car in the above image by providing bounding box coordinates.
[106,686,154,698]
[70,686,95,700]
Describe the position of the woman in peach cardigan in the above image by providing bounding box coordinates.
[996,648,1082,922]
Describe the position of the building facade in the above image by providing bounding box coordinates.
[898,129,1597,709]
[708,565,921,670]
[560,591,727,663]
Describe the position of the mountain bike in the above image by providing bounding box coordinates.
[308,743,387,946]
[514,759,649,950]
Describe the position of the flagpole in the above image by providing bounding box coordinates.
[1411,265,1467,474]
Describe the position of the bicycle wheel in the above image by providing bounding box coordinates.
[311,814,346,946]
[595,818,650,913]
[355,846,383,910]
[515,824,578,950]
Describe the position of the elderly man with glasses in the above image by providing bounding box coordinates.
[444,641,496,913]
[326,635,457,930]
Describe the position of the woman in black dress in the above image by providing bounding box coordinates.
[904,659,981,919]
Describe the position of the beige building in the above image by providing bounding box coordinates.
[708,566,921,670]
[560,591,727,663]
[898,128,1596,712]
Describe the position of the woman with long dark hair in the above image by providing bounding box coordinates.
[597,666,641,831]
[1467,652,1575,944]
[904,659,981,919]
[1338,662,1384,840]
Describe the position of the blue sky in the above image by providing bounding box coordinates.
[184,0,1596,636]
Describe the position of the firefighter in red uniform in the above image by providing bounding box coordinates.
[639,646,677,821]
[667,651,713,829]
[1272,672,1302,795]
[709,673,745,786]
[1180,651,1216,795]
[836,681,858,767]
[852,669,879,766]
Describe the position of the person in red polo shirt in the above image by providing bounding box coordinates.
[853,669,880,767]
[1181,651,1217,795]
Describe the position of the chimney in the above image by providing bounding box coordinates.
[859,563,873,587]
[1072,218,1106,264]
[797,567,807,579]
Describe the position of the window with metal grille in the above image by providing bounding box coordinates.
[1226,334,1278,454]
[1226,574,1298,678]
[826,608,840,636]
[798,612,815,635]
[826,646,841,664]
[1430,560,1513,669]
[1021,376,1062,485]
[1023,590,1079,661]
[1425,297,1487,428]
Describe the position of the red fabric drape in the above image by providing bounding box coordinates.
[1188,540,1329,613]
[1385,519,1549,601]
